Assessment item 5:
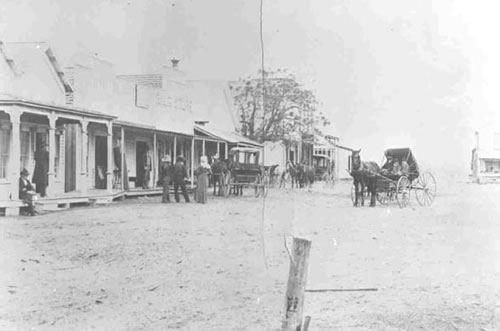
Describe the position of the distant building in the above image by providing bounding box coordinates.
[471,130,500,183]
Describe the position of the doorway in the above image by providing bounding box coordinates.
[95,136,107,189]
[136,141,148,189]
[64,124,77,192]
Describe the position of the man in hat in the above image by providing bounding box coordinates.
[32,141,49,197]
[19,168,36,216]
[173,156,190,203]
[160,155,174,203]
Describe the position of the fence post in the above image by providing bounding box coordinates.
[282,237,312,331]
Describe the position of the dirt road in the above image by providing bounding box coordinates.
[1,181,499,330]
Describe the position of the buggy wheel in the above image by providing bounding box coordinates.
[376,191,390,205]
[396,176,411,208]
[350,184,356,206]
[222,172,232,197]
[254,174,262,198]
[415,172,436,206]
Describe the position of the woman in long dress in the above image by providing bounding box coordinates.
[195,156,211,204]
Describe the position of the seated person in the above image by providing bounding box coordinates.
[392,159,402,175]
[380,155,394,176]
[19,168,37,216]
[401,160,410,176]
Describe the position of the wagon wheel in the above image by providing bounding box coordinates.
[254,174,262,198]
[262,173,270,198]
[350,184,356,205]
[414,172,436,206]
[376,191,390,205]
[222,171,232,197]
[396,176,411,208]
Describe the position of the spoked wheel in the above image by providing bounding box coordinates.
[415,172,437,206]
[396,176,411,208]
[262,174,270,198]
[376,191,390,205]
[350,184,356,206]
[254,174,262,198]
[222,172,232,197]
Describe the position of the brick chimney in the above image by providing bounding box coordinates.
[171,58,180,68]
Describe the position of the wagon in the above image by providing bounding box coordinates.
[350,148,436,208]
[221,147,269,198]
[313,154,335,187]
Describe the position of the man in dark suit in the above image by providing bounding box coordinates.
[19,168,36,216]
[173,156,190,203]
[32,142,49,197]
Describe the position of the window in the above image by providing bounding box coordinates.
[0,127,10,178]
[483,159,500,173]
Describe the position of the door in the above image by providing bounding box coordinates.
[136,141,147,188]
[95,136,107,189]
[64,124,77,192]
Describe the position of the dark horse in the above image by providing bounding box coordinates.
[349,149,380,207]
[210,158,230,196]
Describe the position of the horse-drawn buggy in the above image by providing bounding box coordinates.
[212,147,269,198]
[346,147,436,208]
[312,154,335,187]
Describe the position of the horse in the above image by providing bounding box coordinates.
[210,158,230,196]
[350,149,380,207]
[268,164,279,187]
[300,163,315,189]
[286,161,302,188]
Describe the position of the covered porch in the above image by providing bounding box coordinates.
[0,98,116,216]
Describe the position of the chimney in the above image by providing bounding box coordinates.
[475,131,480,150]
[171,58,180,68]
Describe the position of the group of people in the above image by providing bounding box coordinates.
[159,154,212,204]
[381,155,410,178]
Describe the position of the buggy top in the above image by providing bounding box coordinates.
[383,148,420,181]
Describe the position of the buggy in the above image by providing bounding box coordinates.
[350,148,436,208]
[313,154,335,187]
[221,147,269,198]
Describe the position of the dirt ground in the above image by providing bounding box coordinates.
[1,179,500,330]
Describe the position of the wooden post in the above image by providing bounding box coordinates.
[120,126,125,190]
[173,135,177,159]
[153,131,157,188]
[106,122,113,193]
[191,138,195,187]
[202,139,206,156]
[282,237,312,331]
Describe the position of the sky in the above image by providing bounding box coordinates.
[1,0,499,177]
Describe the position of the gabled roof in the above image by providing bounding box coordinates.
[194,124,262,148]
[3,42,73,93]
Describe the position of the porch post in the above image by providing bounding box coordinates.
[47,112,57,196]
[80,120,89,193]
[225,143,228,160]
[121,126,125,190]
[202,139,206,156]
[7,109,21,202]
[106,121,113,193]
[217,141,220,157]
[153,131,157,188]
[173,135,177,159]
[191,138,195,187]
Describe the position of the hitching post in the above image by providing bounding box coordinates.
[282,237,312,331]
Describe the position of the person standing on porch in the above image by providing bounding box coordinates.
[160,155,173,203]
[32,142,49,197]
[194,155,211,204]
[173,156,190,203]
[142,145,152,189]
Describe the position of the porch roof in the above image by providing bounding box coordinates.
[194,124,262,148]
[478,150,500,160]
[114,119,193,137]
[0,94,116,120]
